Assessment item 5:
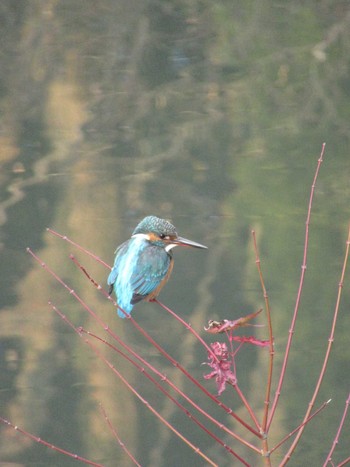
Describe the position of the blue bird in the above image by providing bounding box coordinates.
[108,215,207,317]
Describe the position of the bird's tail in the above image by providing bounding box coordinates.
[117,307,131,318]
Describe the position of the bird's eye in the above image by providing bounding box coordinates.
[159,233,166,239]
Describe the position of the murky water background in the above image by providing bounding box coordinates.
[0,2,349,466]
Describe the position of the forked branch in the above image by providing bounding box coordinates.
[280,223,350,465]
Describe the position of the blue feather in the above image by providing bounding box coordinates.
[108,236,170,317]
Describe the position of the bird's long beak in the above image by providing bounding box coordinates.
[175,236,207,249]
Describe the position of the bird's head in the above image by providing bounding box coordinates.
[131,215,207,252]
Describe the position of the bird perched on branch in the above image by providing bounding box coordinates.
[108,215,207,317]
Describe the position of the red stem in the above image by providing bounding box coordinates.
[46,228,111,269]
[268,143,326,430]
[234,384,262,432]
[270,399,331,454]
[99,403,142,467]
[338,457,350,467]
[0,417,104,467]
[323,393,350,466]
[251,229,274,438]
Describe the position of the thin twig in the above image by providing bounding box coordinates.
[46,228,111,269]
[323,393,350,466]
[0,417,104,467]
[99,403,142,467]
[270,399,331,454]
[338,456,350,467]
[234,384,262,432]
[251,229,274,436]
[268,143,326,430]
[155,298,219,361]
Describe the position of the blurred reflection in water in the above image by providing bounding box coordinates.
[0,1,349,466]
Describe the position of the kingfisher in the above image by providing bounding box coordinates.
[108,215,207,318]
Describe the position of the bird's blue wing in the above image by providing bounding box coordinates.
[130,246,171,304]
[107,241,129,295]
[107,239,171,315]
[107,241,129,290]
[108,239,140,316]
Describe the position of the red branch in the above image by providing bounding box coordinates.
[0,417,104,467]
[323,393,350,466]
[99,403,141,467]
[268,143,326,430]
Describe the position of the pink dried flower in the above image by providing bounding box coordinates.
[203,342,237,395]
